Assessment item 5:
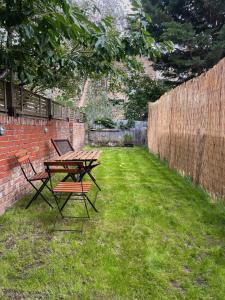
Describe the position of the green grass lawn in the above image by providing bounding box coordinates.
[0,147,225,299]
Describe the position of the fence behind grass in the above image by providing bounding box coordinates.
[148,58,225,198]
[89,121,147,146]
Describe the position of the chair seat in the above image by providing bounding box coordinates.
[53,182,92,193]
[29,171,49,181]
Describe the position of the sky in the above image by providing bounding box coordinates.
[74,0,132,31]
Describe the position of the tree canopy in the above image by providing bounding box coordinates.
[105,57,169,121]
[75,0,132,31]
[142,0,225,84]
[124,73,168,120]
[0,0,171,95]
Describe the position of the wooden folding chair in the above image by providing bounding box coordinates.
[15,150,53,209]
[45,161,98,231]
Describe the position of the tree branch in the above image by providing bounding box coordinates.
[0,69,9,79]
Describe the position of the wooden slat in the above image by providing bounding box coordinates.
[86,150,94,160]
[54,188,90,192]
[71,151,85,160]
[57,151,81,161]
[53,182,92,193]
[45,161,83,167]
[79,151,89,160]
[54,150,102,162]
[48,168,80,174]
[75,150,101,160]
[30,171,48,181]
[59,152,74,160]
[15,149,28,158]
[56,183,91,187]
[95,151,102,160]
[69,151,82,160]
[88,150,99,160]
[87,151,96,160]
[17,155,30,164]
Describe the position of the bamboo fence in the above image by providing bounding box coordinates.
[148,58,225,198]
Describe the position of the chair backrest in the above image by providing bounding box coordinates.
[15,150,36,180]
[51,139,74,156]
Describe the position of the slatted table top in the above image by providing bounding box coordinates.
[54,150,102,162]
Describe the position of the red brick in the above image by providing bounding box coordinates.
[0,114,84,214]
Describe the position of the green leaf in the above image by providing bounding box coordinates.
[23,25,34,39]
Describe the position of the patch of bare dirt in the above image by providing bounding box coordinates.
[171,280,186,293]
[2,289,47,300]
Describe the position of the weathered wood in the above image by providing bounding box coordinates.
[0,81,7,112]
[0,80,77,121]
[89,121,147,146]
[6,82,15,116]
[53,182,92,193]
[55,150,102,162]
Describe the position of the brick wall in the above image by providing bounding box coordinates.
[70,122,86,150]
[0,114,86,214]
[147,58,225,199]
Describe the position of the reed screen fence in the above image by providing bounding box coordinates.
[148,58,225,198]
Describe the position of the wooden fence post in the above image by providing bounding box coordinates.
[5,82,16,116]
[48,98,52,119]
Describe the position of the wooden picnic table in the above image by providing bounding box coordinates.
[54,150,102,162]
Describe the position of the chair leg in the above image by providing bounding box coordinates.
[52,193,94,232]
[93,189,99,205]
[55,192,90,220]
[84,162,101,191]
[80,169,101,191]
[42,180,53,194]
[87,171,101,191]
[34,180,53,208]
[84,194,98,212]
[60,193,73,212]
[61,174,70,182]
[83,196,90,219]
[53,193,63,218]
[25,188,40,209]
[26,179,53,209]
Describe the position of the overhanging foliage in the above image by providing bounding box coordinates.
[0,0,172,95]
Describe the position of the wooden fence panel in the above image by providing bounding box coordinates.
[89,121,147,146]
[0,81,7,112]
[51,101,69,120]
[14,86,49,118]
[0,80,79,121]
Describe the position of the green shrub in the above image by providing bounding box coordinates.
[119,119,135,130]
[123,134,134,144]
[94,118,116,129]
